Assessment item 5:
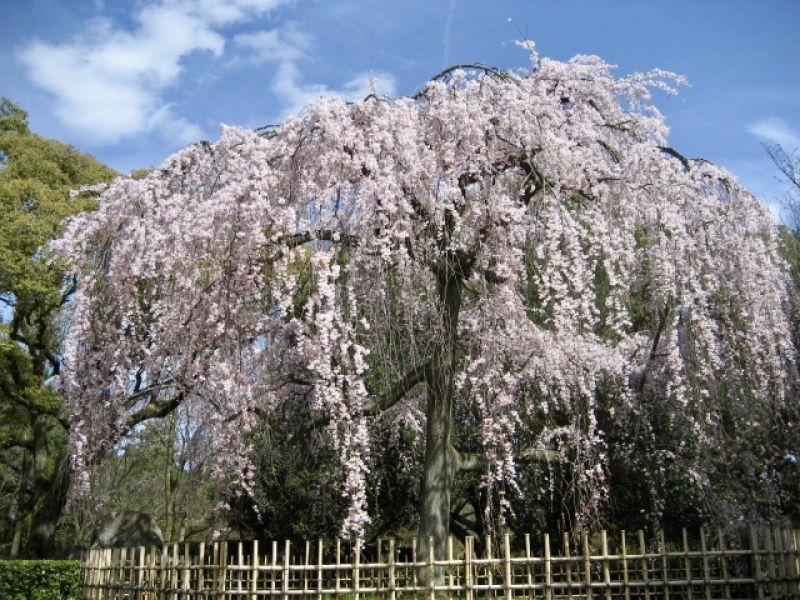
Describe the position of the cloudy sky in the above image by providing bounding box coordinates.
[2,0,799,215]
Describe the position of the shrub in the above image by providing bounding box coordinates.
[0,560,82,600]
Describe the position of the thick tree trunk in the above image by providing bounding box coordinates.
[417,269,462,583]
[27,453,70,558]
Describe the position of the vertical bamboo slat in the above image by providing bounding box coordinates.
[486,534,494,592]
[638,530,650,600]
[335,539,341,598]
[283,540,291,600]
[525,534,533,600]
[448,535,454,592]
[544,533,552,600]
[250,540,258,600]
[699,529,711,600]
[138,546,146,599]
[682,528,694,600]
[271,540,278,597]
[354,538,361,600]
[717,528,730,600]
[465,536,474,600]
[582,532,592,600]
[601,530,611,600]
[427,536,435,600]
[411,537,418,589]
[750,525,765,600]
[504,533,513,600]
[304,540,310,596]
[659,530,670,600]
[388,538,396,600]
[564,532,574,600]
[621,530,630,600]
[316,539,324,600]
[765,528,778,599]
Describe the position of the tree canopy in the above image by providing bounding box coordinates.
[0,98,115,556]
[54,47,798,559]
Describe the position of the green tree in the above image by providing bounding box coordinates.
[0,99,115,557]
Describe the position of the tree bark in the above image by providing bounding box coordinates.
[417,268,462,582]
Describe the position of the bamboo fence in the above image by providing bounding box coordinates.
[81,526,800,599]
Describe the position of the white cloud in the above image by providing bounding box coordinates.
[231,23,398,121]
[273,62,398,120]
[747,117,800,150]
[234,24,310,64]
[18,0,289,145]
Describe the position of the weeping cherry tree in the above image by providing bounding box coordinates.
[54,45,797,564]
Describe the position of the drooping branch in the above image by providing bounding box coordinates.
[365,361,433,415]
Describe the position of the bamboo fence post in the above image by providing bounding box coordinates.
[504,532,513,600]
[377,538,382,591]
[465,536,474,600]
[234,542,242,599]
[766,528,778,599]
[682,528,694,600]
[93,548,100,600]
[355,538,362,600]
[544,532,553,600]
[525,534,533,600]
[564,532,574,600]
[773,527,786,599]
[109,548,115,598]
[335,539,341,598]
[105,548,111,600]
[782,527,794,599]
[716,529,730,600]
[750,525,765,600]
[90,549,98,600]
[107,548,116,599]
[621,531,630,600]
[210,543,217,600]
[304,540,310,596]
[98,548,106,600]
[96,548,103,600]
[388,538,396,600]
[160,545,169,600]
[699,529,711,600]
[601,530,611,600]
[638,530,650,600]
[785,527,797,599]
[486,534,494,592]
[582,532,592,600]
[271,541,278,597]
[448,535,455,592]
[250,540,258,600]
[170,545,179,600]
[316,539,324,600]
[118,547,127,600]
[137,546,146,600]
[283,539,291,600]
[219,542,228,600]
[781,526,792,599]
[659,530,670,600]
[148,545,158,599]
[182,543,191,600]
[427,536,435,600]
[412,537,418,589]
[196,542,204,599]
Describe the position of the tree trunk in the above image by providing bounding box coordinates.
[417,269,462,583]
[27,453,70,558]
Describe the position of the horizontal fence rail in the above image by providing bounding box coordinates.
[81,526,800,599]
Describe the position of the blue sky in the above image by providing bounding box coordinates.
[2,0,799,217]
